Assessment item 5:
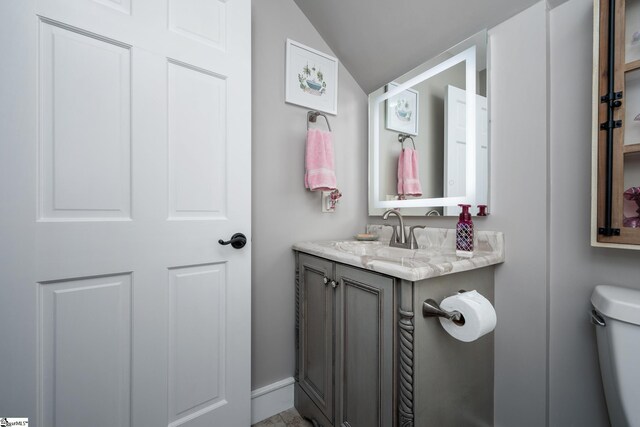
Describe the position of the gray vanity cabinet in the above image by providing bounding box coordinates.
[334,264,394,427]
[297,253,335,423]
[295,248,496,427]
[296,253,394,427]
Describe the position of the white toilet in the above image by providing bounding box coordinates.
[591,285,640,427]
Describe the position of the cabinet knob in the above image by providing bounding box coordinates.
[323,276,329,285]
[331,280,338,289]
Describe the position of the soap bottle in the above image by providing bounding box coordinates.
[456,204,474,258]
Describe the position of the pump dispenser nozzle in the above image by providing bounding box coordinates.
[458,204,472,221]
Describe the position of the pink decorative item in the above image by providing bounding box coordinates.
[624,217,640,228]
[397,148,423,197]
[305,128,337,191]
[623,187,640,228]
[328,189,342,210]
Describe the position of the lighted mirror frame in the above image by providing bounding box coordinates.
[369,45,477,210]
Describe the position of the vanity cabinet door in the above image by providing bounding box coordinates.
[298,253,335,422]
[334,265,394,427]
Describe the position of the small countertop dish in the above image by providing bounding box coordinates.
[354,233,379,241]
[293,225,505,282]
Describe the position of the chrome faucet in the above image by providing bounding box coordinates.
[383,209,426,249]
[382,209,408,248]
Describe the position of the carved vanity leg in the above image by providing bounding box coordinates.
[399,308,415,427]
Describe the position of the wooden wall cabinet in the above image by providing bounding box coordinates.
[293,251,495,427]
[592,0,640,248]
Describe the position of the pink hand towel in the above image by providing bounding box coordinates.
[397,148,422,197]
[305,128,337,191]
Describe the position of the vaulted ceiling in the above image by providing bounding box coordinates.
[294,0,567,93]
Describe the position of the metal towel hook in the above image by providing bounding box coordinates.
[307,110,332,132]
[398,133,416,150]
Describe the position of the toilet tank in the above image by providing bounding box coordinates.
[591,285,640,427]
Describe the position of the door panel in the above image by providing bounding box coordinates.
[39,274,132,427]
[444,85,467,216]
[298,254,334,422]
[168,264,227,422]
[0,0,251,425]
[169,0,227,50]
[476,96,489,210]
[168,60,227,219]
[444,85,488,215]
[39,20,132,220]
[95,0,131,15]
[335,265,394,427]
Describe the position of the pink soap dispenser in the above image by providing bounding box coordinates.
[456,204,474,258]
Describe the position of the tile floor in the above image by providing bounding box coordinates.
[252,407,312,427]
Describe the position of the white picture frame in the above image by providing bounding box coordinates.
[385,82,419,136]
[285,39,338,115]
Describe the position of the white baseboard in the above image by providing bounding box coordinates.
[251,377,295,424]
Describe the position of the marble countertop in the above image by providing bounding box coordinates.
[292,225,504,282]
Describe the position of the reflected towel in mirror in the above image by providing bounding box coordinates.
[397,148,422,197]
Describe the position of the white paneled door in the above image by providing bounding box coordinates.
[443,85,488,216]
[0,1,251,426]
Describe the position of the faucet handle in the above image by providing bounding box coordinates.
[389,225,399,244]
[408,225,426,249]
[382,209,407,247]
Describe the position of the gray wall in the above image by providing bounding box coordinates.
[488,5,549,424]
[251,0,369,390]
[369,3,550,426]
[549,0,640,425]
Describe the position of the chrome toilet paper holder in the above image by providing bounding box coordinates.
[422,290,467,323]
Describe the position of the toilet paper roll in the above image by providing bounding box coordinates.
[439,290,497,342]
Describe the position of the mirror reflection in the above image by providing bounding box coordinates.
[368,30,488,216]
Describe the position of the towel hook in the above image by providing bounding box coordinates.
[398,133,416,150]
[307,110,332,132]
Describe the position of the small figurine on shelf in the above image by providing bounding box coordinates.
[623,187,640,228]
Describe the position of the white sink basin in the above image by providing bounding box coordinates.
[334,241,415,258]
[333,240,454,260]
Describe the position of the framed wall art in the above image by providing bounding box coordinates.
[285,39,338,115]
[386,82,419,135]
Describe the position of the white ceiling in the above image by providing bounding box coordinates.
[294,0,567,93]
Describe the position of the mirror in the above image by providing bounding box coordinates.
[368,30,489,216]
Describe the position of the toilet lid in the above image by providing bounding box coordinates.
[591,285,640,326]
